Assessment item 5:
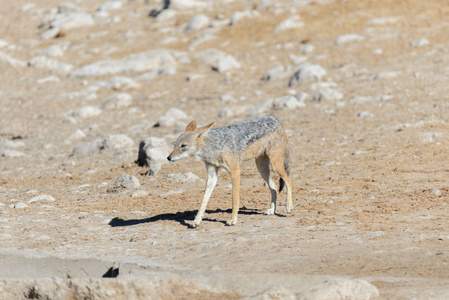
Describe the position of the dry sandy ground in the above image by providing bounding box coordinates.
[1,0,449,298]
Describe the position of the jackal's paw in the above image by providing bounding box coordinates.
[264,208,275,215]
[285,205,293,213]
[188,222,200,228]
[225,219,237,226]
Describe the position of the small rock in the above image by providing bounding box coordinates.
[58,2,80,14]
[195,48,241,73]
[14,202,28,209]
[184,14,210,32]
[366,17,401,26]
[272,95,306,110]
[0,52,27,68]
[98,1,123,12]
[262,65,292,81]
[100,93,133,109]
[218,106,249,118]
[131,190,150,198]
[288,64,326,86]
[65,129,86,144]
[3,140,25,148]
[274,15,304,33]
[103,134,134,150]
[229,10,259,25]
[72,140,104,156]
[357,111,374,118]
[71,106,102,119]
[37,76,60,84]
[28,194,56,203]
[298,278,380,300]
[313,88,343,102]
[410,38,429,47]
[335,34,364,45]
[156,107,188,127]
[2,150,26,157]
[136,137,169,176]
[373,71,399,80]
[114,174,140,189]
[432,189,442,196]
[69,49,177,78]
[301,44,315,54]
[166,172,200,183]
[349,95,392,104]
[50,12,95,31]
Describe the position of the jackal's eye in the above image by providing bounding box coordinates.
[180,144,187,148]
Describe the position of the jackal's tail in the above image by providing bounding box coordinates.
[279,148,290,193]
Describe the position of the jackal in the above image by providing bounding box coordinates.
[167,115,293,227]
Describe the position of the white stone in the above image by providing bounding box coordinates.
[37,76,60,84]
[28,56,59,69]
[229,11,259,25]
[28,194,56,203]
[71,106,102,119]
[70,49,177,78]
[195,48,241,73]
[103,134,134,150]
[156,108,188,127]
[0,52,26,68]
[58,2,80,14]
[366,17,401,26]
[335,34,364,45]
[218,106,249,118]
[298,278,380,300]
[373,71,399,80]
[288,64,326,86]
[349,95,392,104]
[357,111,374,118]
[14,202,28,209]
[50,12,95,30]
[2,150,26,157]
[169,0,208,9]
[272,95,306,110]
[313,88,343,102]
[131,190,150,198]
[166,172,200,183]
[262,65,292,81]
[3,140,25,148]
[66,129,86,144]
[98,1,123,12]
[184,14,210,32]
[101,93,133,109]
[114,174,140,189]
[410,38,429,47]
[275,15,304,33]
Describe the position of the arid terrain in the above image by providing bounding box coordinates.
[1,0,449,298]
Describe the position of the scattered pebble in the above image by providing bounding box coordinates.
[28,194,56,203]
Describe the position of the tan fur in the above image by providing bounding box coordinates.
[167,117,293,227]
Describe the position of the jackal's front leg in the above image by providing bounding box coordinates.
[189,163,218,228]
[226,166,240,226]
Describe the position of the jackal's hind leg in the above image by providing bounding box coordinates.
[255,156,278,215]
[189,163,218,228]
[269,152,293,213]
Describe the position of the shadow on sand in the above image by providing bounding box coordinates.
[108,207,265,228]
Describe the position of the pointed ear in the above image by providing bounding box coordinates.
[197,121,214,137]
[184,120,197,132]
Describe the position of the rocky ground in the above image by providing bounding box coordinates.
[1,0,449,299]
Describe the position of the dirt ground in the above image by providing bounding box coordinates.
[1,0,449,298]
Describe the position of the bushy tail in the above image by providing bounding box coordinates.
[279,148,290,193]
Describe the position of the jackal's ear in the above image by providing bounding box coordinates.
[197,121,214,137]
[184,120,197,132]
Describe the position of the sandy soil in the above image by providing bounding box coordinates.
[1,0,449,298]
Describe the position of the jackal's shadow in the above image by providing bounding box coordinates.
[108,207,262,228]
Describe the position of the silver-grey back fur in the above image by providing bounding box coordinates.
[203,115,280,156]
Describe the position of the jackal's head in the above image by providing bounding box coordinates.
[167,120,214,162]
